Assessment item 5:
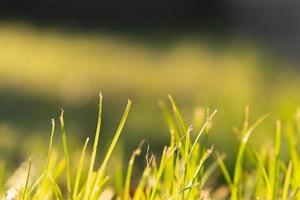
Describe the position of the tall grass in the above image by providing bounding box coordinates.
[1,95,300,199]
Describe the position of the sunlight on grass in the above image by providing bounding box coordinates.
[2,96,300,199]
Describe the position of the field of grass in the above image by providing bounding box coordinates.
[1,22,300,199]
[1,95,300,199]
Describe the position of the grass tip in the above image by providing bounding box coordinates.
[127,99,132,105]
[60,108,64,120]
[207,146,214,154]
[210,109,218,118]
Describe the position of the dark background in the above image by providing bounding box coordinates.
[1,0,300,58]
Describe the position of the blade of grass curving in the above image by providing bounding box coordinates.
[59,109,72,199]
[168,95,187,135]
[124,141,143,200]
[73,137,89,199]
[159,100,180,142]
[45,119,55,172]
[36,119,55,199]
[83,93,103,200]
[92,100,132,197]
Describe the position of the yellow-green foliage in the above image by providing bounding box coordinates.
[2,95,300,199]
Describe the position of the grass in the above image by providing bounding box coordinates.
[2,95,300,200]
[2,22,300,175]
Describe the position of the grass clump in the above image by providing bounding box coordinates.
[2,95,300,200]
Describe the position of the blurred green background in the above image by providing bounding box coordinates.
[1,1,300,187]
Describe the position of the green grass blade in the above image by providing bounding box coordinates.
[45,119,55,172]
[92,100,132,197]
[84,93,103,200]
[59,109,72,199]
[168,95,187,135]
[73,137,89,199]
[159,100,180,142]
[124,142,143,200]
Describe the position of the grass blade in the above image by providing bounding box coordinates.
[60,109,72,199]
[73,137,89,199]
[45,119,55,172]
[84,93,103,200]
[92,100,132,198]
[168,95,187,135]
[124,141,143,200]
